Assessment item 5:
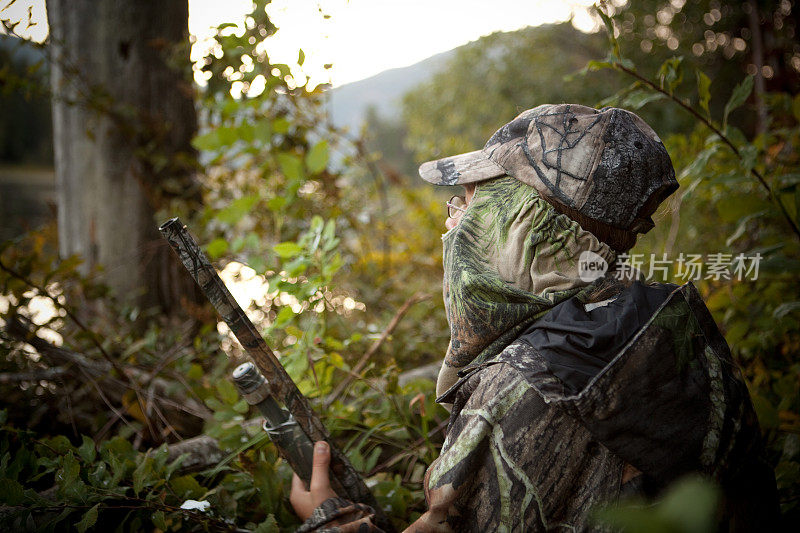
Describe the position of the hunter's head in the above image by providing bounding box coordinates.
[422,103,678,253]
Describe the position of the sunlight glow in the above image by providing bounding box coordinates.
[3,1,602,89]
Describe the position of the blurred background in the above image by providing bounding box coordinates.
[0,0,798,530]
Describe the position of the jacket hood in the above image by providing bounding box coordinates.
[516,279,677,395]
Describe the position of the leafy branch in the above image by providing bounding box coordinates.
[591,2,800,241]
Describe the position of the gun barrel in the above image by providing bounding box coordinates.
[233,362,317,489]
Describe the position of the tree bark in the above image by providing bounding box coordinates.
[47,0,200,313]
[747,0,768,136]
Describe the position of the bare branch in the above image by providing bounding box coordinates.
[326,292,429,407]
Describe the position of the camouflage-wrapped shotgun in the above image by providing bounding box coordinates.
[159,218,394,532]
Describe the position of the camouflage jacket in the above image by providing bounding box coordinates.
[298,281,778,532]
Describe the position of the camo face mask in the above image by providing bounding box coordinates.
[437,176,616,399]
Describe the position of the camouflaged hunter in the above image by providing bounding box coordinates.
[296,104,779,532]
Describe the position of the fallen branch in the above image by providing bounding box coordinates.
[165,434,226,473]
[4,316,212,427]
[0,368,68,383]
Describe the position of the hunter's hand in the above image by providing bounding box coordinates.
[289,441,338,521]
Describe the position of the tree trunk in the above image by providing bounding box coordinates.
[47,0,201,313]
[747,0,768,136]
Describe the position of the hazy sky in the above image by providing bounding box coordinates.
[191,0,600,88]
[3,0,600,88]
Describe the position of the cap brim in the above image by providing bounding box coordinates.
[418,149,507,186]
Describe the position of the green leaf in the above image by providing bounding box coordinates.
[217,378,240,405]
[44,506,74,530]
[322,252,343,278]
[726,210,767,246]
[232,398,250,414]
[253,514,279,533]
[100,436,136,464]
[284,257,309,277]
[274,305,295,328]
[0,477,24,505]
[231,236,244,254]
[87,462,108,488]
[245,232,260,250]
[45,435,76,455]
[76,504,99,533]
[273,242,303,259]
[298,49,305,66]
[152,510,167,530]
[267,196,287,212]
[272,63,292,77]
[166,453,188,480]
[191,130,220,152]
[253,118,272,141]
[593,6,620,61]
[593,477,719,533]
[277,153,303,182]
[585,59,614,72]
[696,69,712,116]
[306,141,329,174]
[217,195,260,225]
[204,397,224,411]
[621,90,665,110]
[57,452,80,488]
[679,143,720,181]
[132,457,153,495]
[206,238,229,259]
[322,219,338,250]
[78,436,96,463]
[187,364,203,380]
[170,475,204,500]
[247,254,267,273]
[365,446,382,473]
[723,74,754,128]
[272,117,291,134]
[310,215,324,233]
[193,126,237,152]
[658,477,720,533]
[657,56,684,95]
[739,144,759,171]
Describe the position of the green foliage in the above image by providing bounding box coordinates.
[402,22,625,162]
[723,74,754,129]
[3,0,800,531]
[696,69,711,117]
[593,476,720,533]
[0,415,252,531]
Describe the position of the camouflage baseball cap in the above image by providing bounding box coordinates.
[419,103,678,250]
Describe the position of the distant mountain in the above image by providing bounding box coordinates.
[327,49,454,133]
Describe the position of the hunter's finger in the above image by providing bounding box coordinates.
[310,441,331,493]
